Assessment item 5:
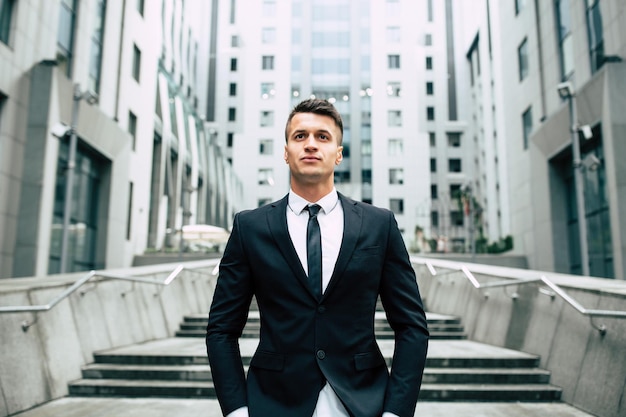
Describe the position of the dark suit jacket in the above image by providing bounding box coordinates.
[206,193,429,417]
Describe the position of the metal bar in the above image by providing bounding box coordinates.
[0,271,97,313]
[411,256,626,325]
[0,263,217,315]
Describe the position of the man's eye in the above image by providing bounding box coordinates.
[319,134,328,140]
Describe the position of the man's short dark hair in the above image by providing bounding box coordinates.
[284,98,344,144]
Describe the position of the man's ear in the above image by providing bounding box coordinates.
[284,145,289,163]
[335,146,344,165]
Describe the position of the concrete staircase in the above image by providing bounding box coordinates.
[68,310,563,402]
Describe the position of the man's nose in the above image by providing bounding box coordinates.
[304,134,317,148]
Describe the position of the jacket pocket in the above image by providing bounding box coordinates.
[351,246,382,260]
[354,351,386,371]
[250,350,285,371]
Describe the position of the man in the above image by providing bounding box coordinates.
[206,98,429,417]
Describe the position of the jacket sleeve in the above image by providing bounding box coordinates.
[379,210,429,417]
[206,213,254,416]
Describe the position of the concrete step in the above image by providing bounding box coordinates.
[175,328,467,340]
[177,311,467,340]
[417,383,562,401]
[80,363,551,385]
[68,379,561,402]
[10,397,597,417]
[68,338,562,402]
[91,349,538,368]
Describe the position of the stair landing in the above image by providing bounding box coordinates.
[11,397,595,417]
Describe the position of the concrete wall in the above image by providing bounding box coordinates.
[0,260,219,417]
[414,257,626,417]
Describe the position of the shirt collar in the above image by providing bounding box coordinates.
[288,188,339,215]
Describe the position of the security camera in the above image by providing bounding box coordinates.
[584,154,601,171]
[50,123,71,138]
[557,82,574,99]
[580,125,593,140]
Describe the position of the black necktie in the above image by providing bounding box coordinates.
[305,204,322,297]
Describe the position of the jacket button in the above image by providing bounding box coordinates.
[317,305,326,313]
[316,350,326,360]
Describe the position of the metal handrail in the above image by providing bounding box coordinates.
[412,256,626,335]
[0,260,220,331]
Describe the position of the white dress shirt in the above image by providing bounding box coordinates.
[227,189,397,417]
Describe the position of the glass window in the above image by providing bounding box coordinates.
[555,0,574,79]
[431,184,438,199]
[522,106,532,150]
[387,82,401,97]
[426,56,433,70]
[427,0,433,21]
[429,132,436,147]
[448,158,462,173]
[389,168,404,185]
[260,110,274,127]
[262,27,276,44]
[390,198,404,215]
[231,35,239,47]
[388,138,403,156]
[450,183,461,197]
[259,139,273,155]
[261,82,275,99]
[229,83,237,96]
[230,57,238,71]
[258,168,274,185]
[518,38,528,81]
[49,140,105,273]
[88,0,107,94]
[586,0,604,73]
[227,132,234,147]
[132,44,141,82]
[362,141,372,156]
[126,182,133,240]
[386,0,400,17]
[451,210,464,226]
[312,58,350,74]
[426,82,434,95]
[57,0,78,76]
[228,107,236,122]
[515,0,526,15]
[431,210,439,227]
[0,0,15,44]
[386,27,400,43]
[362,169,372,184]
[128,111,137,150]
[388,55,400,69]
[262,0,276,17]
[427,107,435,121]
[136,0,144,15]
[262,55,274,70]
[425,33,432,46]
[388,110,402,127]
[430,158,437,173]
[447,132,461,147]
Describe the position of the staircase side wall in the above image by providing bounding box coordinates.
[415,263,626,417]
[0,261,218,417]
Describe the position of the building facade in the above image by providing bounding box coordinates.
[460,0,625,279]
[213,0,476,252]
[0,0,242,278]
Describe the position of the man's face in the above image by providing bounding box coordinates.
[284,112,343,186]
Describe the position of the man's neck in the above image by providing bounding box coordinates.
[290,182,335,203]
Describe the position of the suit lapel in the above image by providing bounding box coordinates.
[323,193,362,297]
[266,195,316,298]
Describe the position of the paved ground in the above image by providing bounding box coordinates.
[12,397,596,417]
